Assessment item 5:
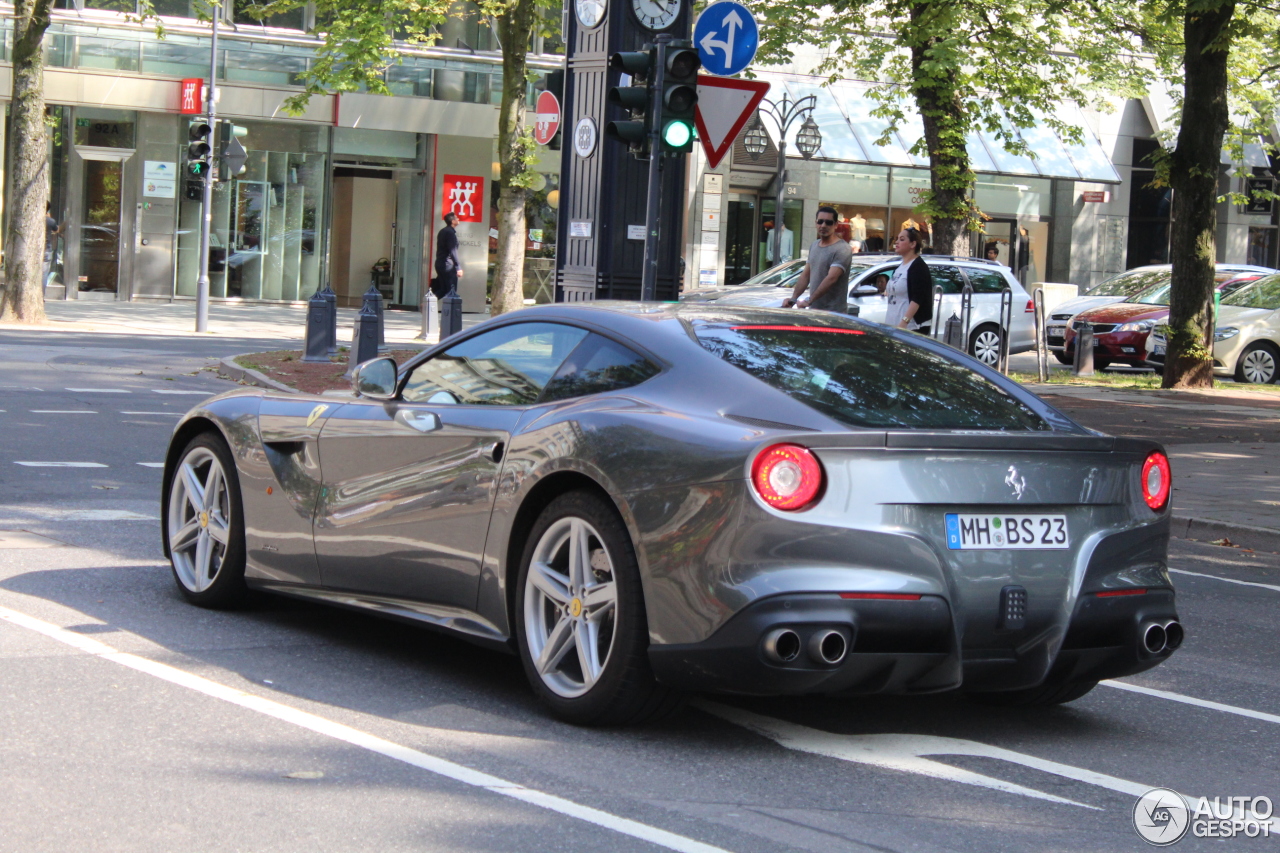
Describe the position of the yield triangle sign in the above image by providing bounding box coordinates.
[695,76,771,169]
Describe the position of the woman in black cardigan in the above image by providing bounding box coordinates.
[884,227,933,335]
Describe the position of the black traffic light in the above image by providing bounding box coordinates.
[660,42,700,155]
[218,121,249,178]
[187,120,212,164]
[606,49,656,157]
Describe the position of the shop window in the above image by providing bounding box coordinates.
[822,202,887,253]
[74,108,135,149]
[1248,228,1277,268]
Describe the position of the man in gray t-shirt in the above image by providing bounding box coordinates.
[782,207,852,314]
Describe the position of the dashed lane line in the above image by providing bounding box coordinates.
[29,410,97,414]
[1170,567,1280,594]
[151,390,212,396]
[137,463,165,468]
[120,411,179,416]
[65,388,130,393]
[13,462,108,468]
[1101,680,1280,726]
[0,604,732,853]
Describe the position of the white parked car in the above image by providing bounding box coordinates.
[1146,273,1280,384]
[684,254,1036,366]
[1046,264,1274,363]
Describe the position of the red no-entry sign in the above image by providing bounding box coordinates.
[534,91,561,146]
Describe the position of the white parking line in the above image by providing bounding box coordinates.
[65,388,130,393]
[137,462,165,468]
[30,410,97,414]
[1170,567,1280,593]
[1101,680,1280,725]
[0,605,730,853]
[14,462,108,468]
[151,390,210,396]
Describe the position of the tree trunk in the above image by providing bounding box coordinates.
[1163,1,1236,389]
[909,1,974,257]
[489,1,538,317]
[1,0,53,324]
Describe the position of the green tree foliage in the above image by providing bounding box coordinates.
[1134,1,1280,388]
[251,0,558,316]
[754,0,1144,254]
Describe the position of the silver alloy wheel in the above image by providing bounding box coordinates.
[972,328,1002,365]
[523,516,619,698]
[1241,347,1277,383]
[167,446,233,593]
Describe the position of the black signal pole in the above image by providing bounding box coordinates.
[640,33,670,302]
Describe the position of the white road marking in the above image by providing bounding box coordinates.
[698,701,1156,809]
[151,390,210,396]
[0,604,730,853]
[1101,680,1280,725]
[121,411,177,416]
[65,388,130,393]
[14,462,108,468]
[136,463,165,468]
[29,410,97,414]
[1170,567,1280,593]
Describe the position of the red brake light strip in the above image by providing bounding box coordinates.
[1095,588,1148,598]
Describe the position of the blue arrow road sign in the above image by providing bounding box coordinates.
[694,1,759,77]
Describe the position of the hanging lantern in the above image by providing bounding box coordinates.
[796,115,822,160]
[742,117,769,160]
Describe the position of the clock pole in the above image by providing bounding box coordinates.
[640,33,670,302]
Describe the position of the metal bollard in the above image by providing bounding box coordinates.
[943,313,964,350]
[1073,322,1095,376]
[1033,288,1048,383]
[440,287,463,340]
[426,291,440,342]
[322,283,338,355]
[362,284,388,354]
[347,300,380,376]
[302,289,332,362]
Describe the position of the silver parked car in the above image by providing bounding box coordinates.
[685,255,1037,366]
[162,303,1179,725]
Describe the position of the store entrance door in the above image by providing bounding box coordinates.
[973,218,1047,285]
[76,153,129,299]
[724,193,758,284]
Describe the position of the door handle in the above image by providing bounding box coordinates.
[396,410,441,433]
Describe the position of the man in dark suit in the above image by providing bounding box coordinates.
[433,212,462,300]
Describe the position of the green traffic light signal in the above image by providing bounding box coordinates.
[662,120,693,149]
[660,44,699,155]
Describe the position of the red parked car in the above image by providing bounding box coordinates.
[1064,271,1270,370]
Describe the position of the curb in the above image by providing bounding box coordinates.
[217,355,298,394]
[1172,515,1280,553]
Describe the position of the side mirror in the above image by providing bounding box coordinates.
[851,286,879,297]
[352,357,397,400]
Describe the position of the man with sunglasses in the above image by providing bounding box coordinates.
[782,206,852,313]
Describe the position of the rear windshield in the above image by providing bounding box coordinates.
[693,323,1050,430]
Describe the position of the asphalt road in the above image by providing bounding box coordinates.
[1,329,1277,852]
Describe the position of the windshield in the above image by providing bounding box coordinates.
[693,322,1049,430]
[1222,274,1280,309]
[1136,270,1253,306]
[738,260,806,288]
[1086,269,1169,298]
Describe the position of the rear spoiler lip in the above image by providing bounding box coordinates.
[756,430,1164,454]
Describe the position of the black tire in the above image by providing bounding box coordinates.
[514,490,681,726]
[968,324,1004,367]
[1052,351,1072,365]
[1234,341,1280,384]
[164,432,248,609]
[1093,358,1112,371]
[965,678,1098,708]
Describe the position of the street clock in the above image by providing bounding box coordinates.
[575,0,605,28]
[632,0,679,30]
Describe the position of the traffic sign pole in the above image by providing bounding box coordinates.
[641,34,670,302]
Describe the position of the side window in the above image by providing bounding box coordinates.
[540,334,660,403]
[850,266,895,296]
[965,269,1010,294]
[930,265,966,295]
[402,322,588,405]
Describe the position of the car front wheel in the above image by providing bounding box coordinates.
[1235,342,1279,384]
[515,491,680,725]
[165,432,247,608]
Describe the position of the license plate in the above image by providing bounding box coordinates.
[1154,344,1166,355]
[945,513,1069,550]
[1047,325,1065,335]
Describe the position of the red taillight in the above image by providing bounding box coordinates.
[1141,452,1171,511]
[1025,299,1035,313]
[839,592,922,600]
[1096,588,1148,598]
[751,443,824,511]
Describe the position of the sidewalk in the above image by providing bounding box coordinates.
[1025,382,1280,552]
[6,298,491,344]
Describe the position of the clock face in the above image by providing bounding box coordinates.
[575,0,605,28]
[632,0,679,30]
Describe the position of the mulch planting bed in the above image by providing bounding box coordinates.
[234,349,422,395]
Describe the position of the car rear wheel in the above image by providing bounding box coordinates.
[965,678,1098,708]
[969,324,1004,366]
[1235,342,1279,384]
[1052,351,1072,365]
[165,432,247,608]
[515,491,680,725]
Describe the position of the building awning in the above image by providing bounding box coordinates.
[756,72,1121,184]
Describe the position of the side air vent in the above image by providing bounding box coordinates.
[725,414,817,432]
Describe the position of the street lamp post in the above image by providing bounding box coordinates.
[744,94,821,269]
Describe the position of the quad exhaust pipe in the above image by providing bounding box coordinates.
[762,628,850,665]
[809,629,848,665]
[763,628,801,663]
[1142,620,1184,655]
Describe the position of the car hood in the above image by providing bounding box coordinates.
[1047,295,1124,320]
[1216,304,1277,326]
[1076,302,1170,324]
